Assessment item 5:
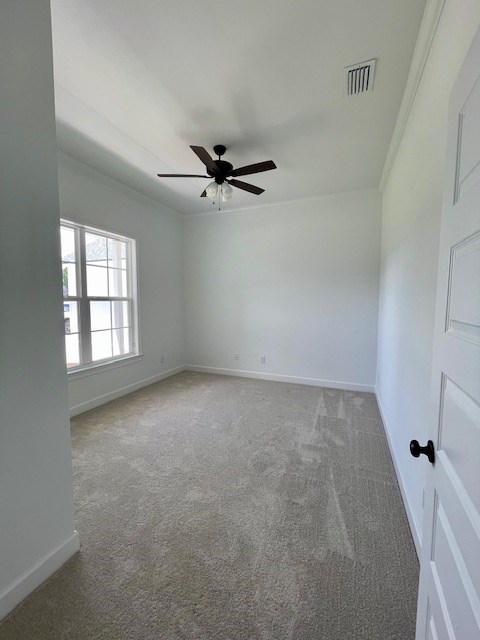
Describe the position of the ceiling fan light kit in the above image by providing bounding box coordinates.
[157,145,277,210]
[205,181,234,203]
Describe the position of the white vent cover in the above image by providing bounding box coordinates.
[345,59,376,96]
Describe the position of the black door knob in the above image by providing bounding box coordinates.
[410,439,435,464]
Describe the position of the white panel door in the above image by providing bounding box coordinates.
[415,27,480,640]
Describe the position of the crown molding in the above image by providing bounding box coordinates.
[57,149,184,218]
[58,149,379,219]
[379,0,446,192]
[185,187,380,218]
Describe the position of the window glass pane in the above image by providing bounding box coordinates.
[108,238,127,269]
[91,330,113,361]
[90,301,111,331]
[61,227,76,263]
[87,265,108,296]
[64,301,79,334]
[65,334,80,368]
[111,301,129,328]
[62,263,77,297]
[61,221,137,369]
[85,233,107,265]
[113,328,130,356]
[108,268,127,297]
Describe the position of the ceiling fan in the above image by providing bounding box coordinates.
[157,145,276,203]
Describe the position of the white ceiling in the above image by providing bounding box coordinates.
[50,0,426,214]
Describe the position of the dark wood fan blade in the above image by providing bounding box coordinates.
[190,146,218,173]
[200,189,207,197]
[229,160,276,177]
[228,179,265,195]
[157,174,209,178]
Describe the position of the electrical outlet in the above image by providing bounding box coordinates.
[260,355,266,364]
[234,353,239,360]
[160,355,165,364]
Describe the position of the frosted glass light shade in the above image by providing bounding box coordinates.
[221,183,233,201]
[206,181,218,199]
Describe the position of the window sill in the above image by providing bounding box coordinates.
[67,353,143,381]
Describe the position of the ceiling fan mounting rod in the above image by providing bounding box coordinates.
[213,144,226,159]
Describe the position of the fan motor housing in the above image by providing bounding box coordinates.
[208,160,233,182]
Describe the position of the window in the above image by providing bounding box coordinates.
[60,220,138,371]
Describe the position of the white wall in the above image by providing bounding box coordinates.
[376,0,480,552]
[0,1,78,619]
[184,190,381,390]
[57,157,185,415]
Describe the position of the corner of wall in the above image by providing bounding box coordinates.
[375,388,422,557]
[0,532,79,621]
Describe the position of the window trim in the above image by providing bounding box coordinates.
[61,218,140,375]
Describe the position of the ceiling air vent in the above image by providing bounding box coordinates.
[345,59,376,96]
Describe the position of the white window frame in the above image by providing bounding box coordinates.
[61,219,140,375]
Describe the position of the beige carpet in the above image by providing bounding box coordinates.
[0,372,419,639]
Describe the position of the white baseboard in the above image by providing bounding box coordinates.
[69,364,374,417]
[69,365,185,416]
[0,531,79,621]
[185,365,375,393]
[375,389,422,557]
